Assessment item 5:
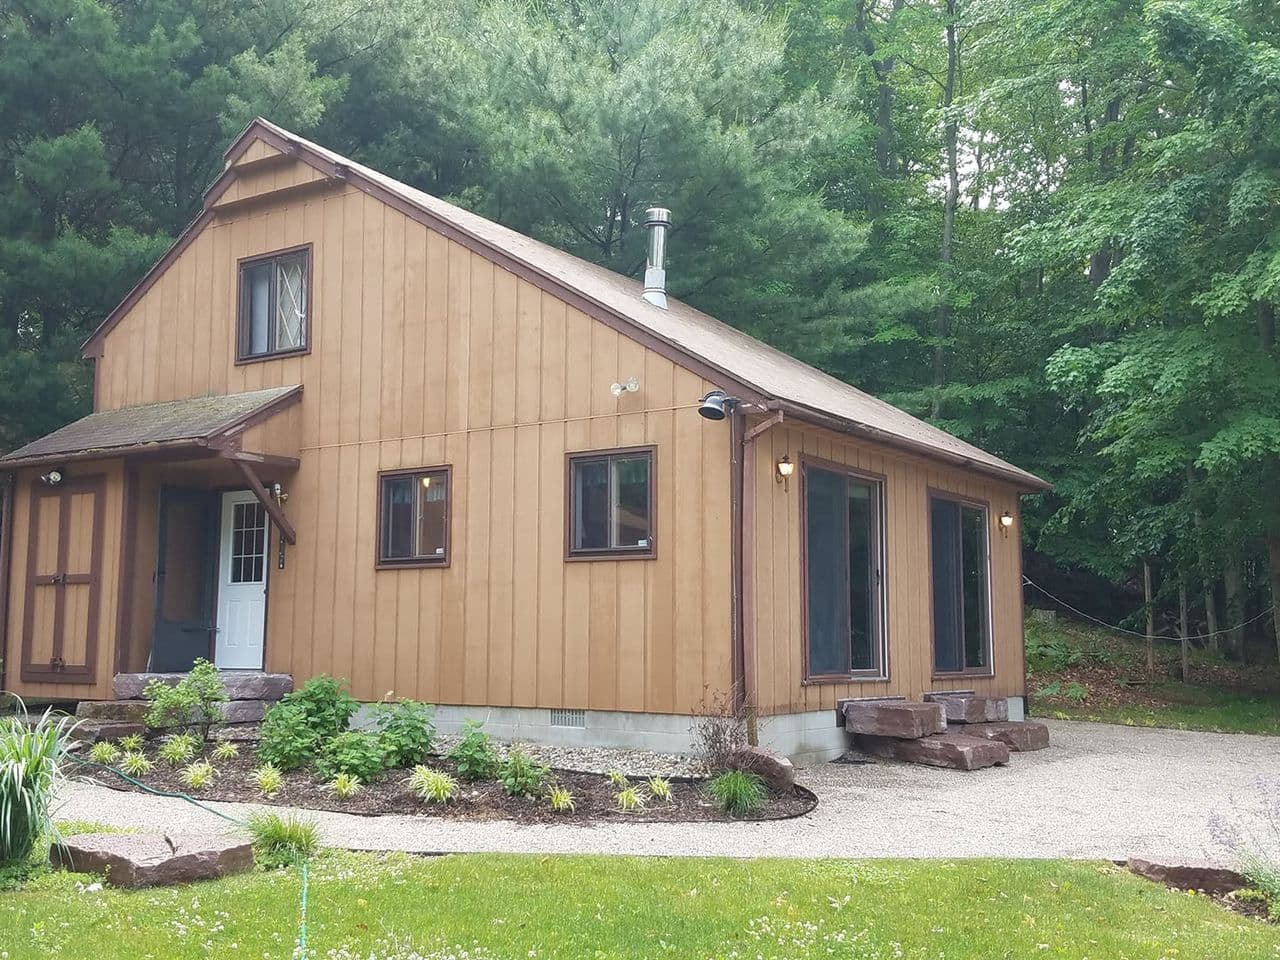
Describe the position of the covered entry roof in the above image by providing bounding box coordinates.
[0,385,301,468]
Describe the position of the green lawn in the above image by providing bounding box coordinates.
[1026,614,1280,735]
[0,851,1275,959]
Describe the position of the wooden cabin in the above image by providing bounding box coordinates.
[0,119,1047,762]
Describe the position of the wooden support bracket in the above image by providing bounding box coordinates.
[231,458,296,545]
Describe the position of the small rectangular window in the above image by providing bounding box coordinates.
[238,248,309,360]
[567,448,654,558]
[377,467,450,567]
[930,495,992,674]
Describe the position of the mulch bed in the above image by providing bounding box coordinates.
[72,746,816,824]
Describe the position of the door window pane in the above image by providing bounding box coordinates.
[379,469,450,565]
[568,450,653,556]
[230,502,267,584]
[930,496,991,673]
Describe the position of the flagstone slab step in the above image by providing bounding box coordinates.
[72,720,144,744]
[961,720,1050,752]
[856,732,1010,770]
[52,832,253,888]
[843,701,946,739]
[923,693,1008,724]
[76,700,149,723]
[113,672,292,701]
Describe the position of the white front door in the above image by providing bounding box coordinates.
[215,491,268,669]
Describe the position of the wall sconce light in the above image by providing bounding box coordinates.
[999,511,1014,538]
[39,469,63,486]
[272,482,289,505]
[775,454,794,491]
[610,377,640,398]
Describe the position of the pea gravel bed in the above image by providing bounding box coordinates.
[57,720,1276,864]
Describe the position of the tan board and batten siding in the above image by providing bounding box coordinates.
[92,169,734,715]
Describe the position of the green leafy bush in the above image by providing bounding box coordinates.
[245,811,318,868]
[143,659,228,739]
[315,731,386,782]
[87,741,120,765]
[0,705,75,864]
[708,770,764,816]
[157,732,199,767]
[251,764,284,798]
[499,745,549,798]
[373,699,436,768]
[408,766,457,804]
[179,760,215,790]
[118,751,154,776]
[279,675,358,741]
[257,703,321,771]
[327,773,362,799]
[447,720,498,780]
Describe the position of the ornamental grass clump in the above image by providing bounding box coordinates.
[245,811,318,869]
[87,741,121,765]
[0,705,76,864]
[179,760,215,791]
[408,766,457,804]
[157,732,199,767]
[647,777,673,802]
[118,733,144,753]
[211,740,240,761]
[327,773,362,799]
[708,770,764,816]
[118,751,154,776]
[251,763,284,798]
[548,786,576,813]
[615,786,646,813]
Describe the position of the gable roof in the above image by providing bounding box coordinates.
[0,386,301,468]
[83,119,1048,491]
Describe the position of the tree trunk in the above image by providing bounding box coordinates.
[931,0,959,419]
[1258,301,1276,353]
[1267,535,1280,665]
[1188,481,1218,653]
[1143,560,1155,679]
[1223,556,1246,663]
[1179,579,1190,683]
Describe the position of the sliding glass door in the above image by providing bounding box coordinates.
[930,495,991,674]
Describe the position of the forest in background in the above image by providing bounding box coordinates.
[1,0,1278,663]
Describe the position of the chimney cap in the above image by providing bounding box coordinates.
[645,207,672,227]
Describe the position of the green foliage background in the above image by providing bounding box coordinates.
[1,0,1277,655]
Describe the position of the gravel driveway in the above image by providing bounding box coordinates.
[55,720,1277,865]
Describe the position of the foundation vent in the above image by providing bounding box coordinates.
[549,708,586,728]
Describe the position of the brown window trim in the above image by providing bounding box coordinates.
[564,445,656,561]
[799,454,890,683]
[375,465,452,569]
[235,243,313,365]
[927,488,995,679]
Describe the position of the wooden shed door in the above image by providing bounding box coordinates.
[21,476,106,683]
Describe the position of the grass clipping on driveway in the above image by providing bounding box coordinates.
[2,852,1275,959]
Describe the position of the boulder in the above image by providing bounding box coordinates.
[843,701,945,739]
[923,694,1008,724]
[962,720,1050,752]
[113,671,292,701]
[1128,859,1247,896]
[729,745,796,793]
[856,732,1010,770]
[76,700,150,723]
[73,720,144,744]
[51,833,254,889]
[220,699,270,723]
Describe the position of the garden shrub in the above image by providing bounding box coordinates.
[373,699,436,767]
[0,705,75,864]
[245,811,318,868]
[447,720,499,779]
[143,659,228,739]
[315,731,386,782]
[708,770,764,816]
[1215,776,1280,916]
[279,675,358,741]
[499,745,549,798]
[257,702,321,771]
[690,690,751,773]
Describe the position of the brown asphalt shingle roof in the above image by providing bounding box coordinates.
[0,385,300,466]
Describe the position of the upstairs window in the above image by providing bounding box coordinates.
[238,247,309,360]
[567,448,654,559]
[378,467,451,567]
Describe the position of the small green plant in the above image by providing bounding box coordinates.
[548,786,576,813]
[157,732,199,767]
[279,675,358,741]
[499,745,549,798]
[251,763,284,798]
[142,659,228,740]
[372,699,436,767]
[708,770,765,816]
[211,740,240,761]
[408,765,457,804]
[257,702,321,771]
[327,773,362,799]
[1063,681,1089,702]
[316,731,386,782]
[118,751,154,776]
[118,733,144,752]
[244,811,318,868]
[179,760,215,790]
[647,777,672,802]
[615,786,647,813]
[607,769,629,788]
[87,741,121,765]
[0,704,76,864]
[447,720,499,780]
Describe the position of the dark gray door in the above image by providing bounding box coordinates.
[151,486,219,672]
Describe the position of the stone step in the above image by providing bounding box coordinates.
[113,671,292,701]
[72,719,145,744]
[843,700,946,739]
[856,732,1010,770]
[76,700,149,723]
[923,693,1008,724]
[221,700,269,724]
[961,720,1050,752]
[52,832,254,888]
